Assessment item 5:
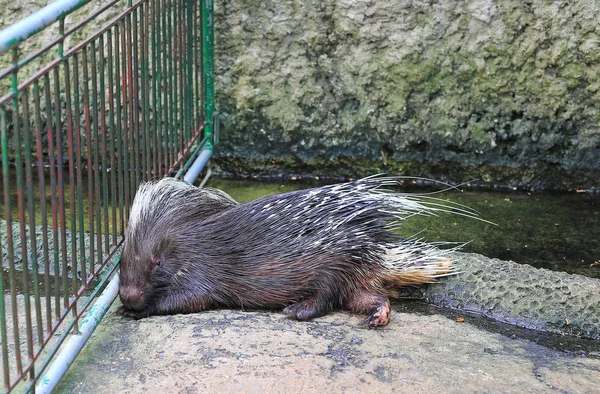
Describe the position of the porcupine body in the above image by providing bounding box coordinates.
[119,176,479,326]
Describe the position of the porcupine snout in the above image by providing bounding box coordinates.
[119,286,145,311]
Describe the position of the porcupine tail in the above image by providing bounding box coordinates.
[343,175,490,293]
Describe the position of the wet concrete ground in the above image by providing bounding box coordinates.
[57,301,600,393]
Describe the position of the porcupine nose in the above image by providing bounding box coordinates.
[119,286,145,310]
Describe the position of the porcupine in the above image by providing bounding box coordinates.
[118,176,481,326]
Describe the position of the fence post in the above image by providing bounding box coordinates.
[183,0,214,184]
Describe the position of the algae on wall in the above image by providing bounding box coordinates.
[214,0,600,189]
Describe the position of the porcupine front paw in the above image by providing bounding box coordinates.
[117,305,151,319]
[282,299,327,321]
[364,299,391,327]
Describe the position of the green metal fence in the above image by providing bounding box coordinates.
[0,0,215,391]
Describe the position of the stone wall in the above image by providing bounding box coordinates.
[2,0,599,189]
[214,0,600,189]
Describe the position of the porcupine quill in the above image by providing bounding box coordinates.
[118,175,489,326]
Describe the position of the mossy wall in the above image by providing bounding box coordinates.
[214,0,600,189]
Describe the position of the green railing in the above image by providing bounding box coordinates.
[0,0,215,391]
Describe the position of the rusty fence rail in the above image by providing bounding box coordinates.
[0,0,213,391]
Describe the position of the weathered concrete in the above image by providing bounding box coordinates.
[214,0,600,190]
[56,301,600,393]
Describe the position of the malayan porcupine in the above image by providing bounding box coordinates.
[118,176,482,326]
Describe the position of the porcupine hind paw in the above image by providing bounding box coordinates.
[365,299,391,327]
[344,291,391,327]
[282,298,327,321]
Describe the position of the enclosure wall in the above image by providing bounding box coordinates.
[214,0,600,190]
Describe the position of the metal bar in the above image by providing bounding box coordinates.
[90,40,102,276]
[53,66,69,310]
[23,82,44,348]
[0,0,139,103]
[15,87,40,379]
[186,0,193,141]
[26,250,121,393]
[166,0,175,171]
[12,48,36,383]
[19,240,123,393]
[167,123,205,175]
[44,71,60,319]
[114,23,125,237]
[185,0,215,185]
[0,0,91,55]
[126,13,135,209]
[202,0,215,152]
[161,0,170,174]
[0,0,219,390]
[73,52,86,296]
[173,0,181,170]
[107,29,118,245]
[35,269,120,394]
[62,0,119,39]
[141,4,150,181]
[144,3,152,180]
[176,0,183,149]
[120,20,131,222]
[175,132,209,179]
[63,56,80,333]
[183,0,190,142]
[99,34,110,253]
[33,79,52,336]
[132,8,141,188]
[6,48,23,378]
[150,0,159,179]
[82,47,92,282]
[0,105,12,389]
[138,4,147,181]
[193,0,200,131]
[183,149,213,184]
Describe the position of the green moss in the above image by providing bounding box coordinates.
[560,63,584,87]
[263,97,303,130]
[434,118,457,135]
[214,153,600,192]
[468,121,489,144]
[215,0,600,189]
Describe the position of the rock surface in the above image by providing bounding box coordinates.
[57,302,600,393]
[402,253,600,340]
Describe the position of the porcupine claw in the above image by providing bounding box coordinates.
[282,298,327,321]
[117,305,150,320]
[345,291,392,327]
